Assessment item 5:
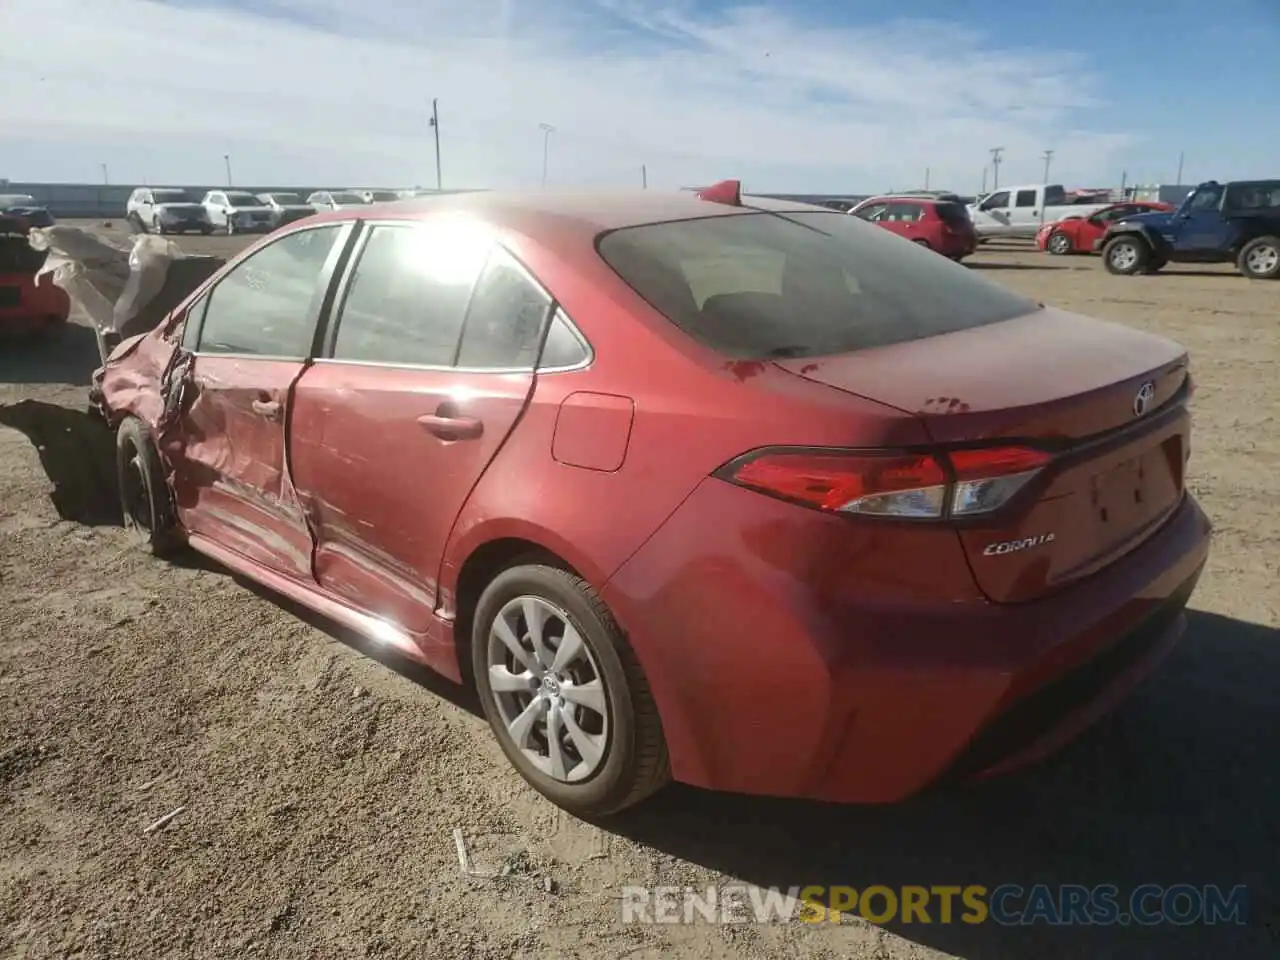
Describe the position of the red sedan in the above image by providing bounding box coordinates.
[94,182,1210,817]
[849,195,978,260]
[0,216,71,335]
[1036,201,1174,255]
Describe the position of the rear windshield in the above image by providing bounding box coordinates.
[934,202,970,227]
[595,211,1035,359]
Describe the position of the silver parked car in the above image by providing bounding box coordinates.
[126,187,212,235]
[306,190,369,212]
[256,192,316,228]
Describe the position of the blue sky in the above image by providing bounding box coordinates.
[1,0,1277,193]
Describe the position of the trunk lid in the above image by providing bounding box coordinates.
[774,307,1191,603]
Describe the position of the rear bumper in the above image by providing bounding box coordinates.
[604,481,1212,803]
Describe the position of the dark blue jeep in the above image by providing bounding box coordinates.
[1098,179,1280,279]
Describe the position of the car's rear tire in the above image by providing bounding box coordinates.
[471,563,670,818]
[1102,235,1150,275]
[1046,231,1073,255]
[1237,236,1280,279]
[116,416,181,557]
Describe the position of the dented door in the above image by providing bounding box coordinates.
[173,222,351,580]
[288,224,548,635]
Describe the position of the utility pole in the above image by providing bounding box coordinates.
[924,167,930,190]
[223,154,233,187]
[1120,170,1128,198]
[981,167,987,194]
[100,163,109,185]
[1175,151,1185,184]
[429,99,442,191]
[539,123,555,187]
[1041,149,1054,183]
[989,147,1004,191]
[641,164,647,189]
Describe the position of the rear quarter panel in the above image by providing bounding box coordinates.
[436,224,932,616]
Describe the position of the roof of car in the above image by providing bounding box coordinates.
[318,189,820,231]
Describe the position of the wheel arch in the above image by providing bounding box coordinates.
[445,524,615,688]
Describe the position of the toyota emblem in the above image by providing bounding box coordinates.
[1133,381,1156,417]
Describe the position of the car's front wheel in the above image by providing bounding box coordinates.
[1046,230,1073,255]
[471,563,670,817]
[1237,236,1280,279]
[1102,235,1150,275]
[116,416,181,557]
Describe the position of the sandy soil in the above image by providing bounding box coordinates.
[1,225,1276,959]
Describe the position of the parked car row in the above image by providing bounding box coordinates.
[124,186,414,236]
[0,193,56,228]
[1032,178,1280,280]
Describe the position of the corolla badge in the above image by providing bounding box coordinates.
[982,533,1056,557]
[1133,380,1157,417]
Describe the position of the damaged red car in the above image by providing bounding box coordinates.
[92,183,1211,817]
[0,215,71,335]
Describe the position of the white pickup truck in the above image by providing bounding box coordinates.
[968,184,1110,240]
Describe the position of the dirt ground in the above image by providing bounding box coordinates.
[1,223,1276,960]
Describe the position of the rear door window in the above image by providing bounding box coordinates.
[455,248,553,369]
[884,202,923,222]
[853,203,888,221]
[1014,189,1038,208]
[329,222,489,366]
[596,211,1035,359]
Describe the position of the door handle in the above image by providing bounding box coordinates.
[417,413,483,440]
[251,398,281,419]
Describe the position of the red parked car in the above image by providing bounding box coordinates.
[849,195,978,260]
[1036,201,1174,255]
[0,216,71,335]
[94,182,1209,817]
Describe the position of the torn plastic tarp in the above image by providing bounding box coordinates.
[29,225,224,361]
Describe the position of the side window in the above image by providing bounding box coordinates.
[854,203,888,221]
[456,249,552,369]
[538,309,590,370]
[1014,189,1038,208]
[885,202,922,222]
[980,191,1009,210]
[197,225,342,357]
[331,222,488,366]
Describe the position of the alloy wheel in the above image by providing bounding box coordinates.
[485,595,609,783]
[1245,244,1279,276]
[1109,242,1139,272]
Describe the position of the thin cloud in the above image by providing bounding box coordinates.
[0,0,1134,190]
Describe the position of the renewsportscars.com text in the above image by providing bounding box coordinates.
[620,883,1248,926]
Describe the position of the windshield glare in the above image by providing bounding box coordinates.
[596,210,1036,360]
[0,195,38,206]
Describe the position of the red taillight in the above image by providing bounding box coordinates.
[718,446,1051,519]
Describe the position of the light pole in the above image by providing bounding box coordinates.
[100,163,109,185]
[223,154,234,187]
[989,147,1004,191]
[539,123,555,187]
[1041,149,1054,183]
[429,99,442,191]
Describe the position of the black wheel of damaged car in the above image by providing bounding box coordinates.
[1237,236,1280,279]
[116,416,182,557]
[1102,235,1150,276]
